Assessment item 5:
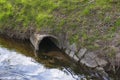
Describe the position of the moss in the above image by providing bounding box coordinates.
[70,34,79,44]
[115,19,120,27]
[82,7,90,16]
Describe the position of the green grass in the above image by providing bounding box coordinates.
[0,0,120,52]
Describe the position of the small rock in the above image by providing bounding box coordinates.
[80,52,108,68]
[77,48,87,59]
[95,67,110,80]
[95,58,108,67]
[80,52,98,68]
[73,55,79,61]
[87,52,97,58]
[69,51,75,58]
[65,49,70,54]
[80,57,98,68]
[96,67,104,71]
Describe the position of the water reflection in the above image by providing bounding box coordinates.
[0,46,80,80]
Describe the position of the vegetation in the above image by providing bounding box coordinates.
[0,0,120,56]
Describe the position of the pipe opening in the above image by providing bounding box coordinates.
[38,37,60,53]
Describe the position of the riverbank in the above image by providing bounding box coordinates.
[0,0,120,72]
[0,36,83,80]
[0,33,118,80]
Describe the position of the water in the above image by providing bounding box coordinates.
[0,47,80,80]
[0,36,118,80]
[0,36,84,80]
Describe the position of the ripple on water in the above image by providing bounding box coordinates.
[0,47,80,80]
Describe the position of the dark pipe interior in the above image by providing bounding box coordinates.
[38,37,60,53]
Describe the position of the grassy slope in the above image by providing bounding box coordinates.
[0,0,120,58]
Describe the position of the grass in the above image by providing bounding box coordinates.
[0,0,120,54]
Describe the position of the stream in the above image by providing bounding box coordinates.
[0,35,118,80]
[0,36,86,80]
